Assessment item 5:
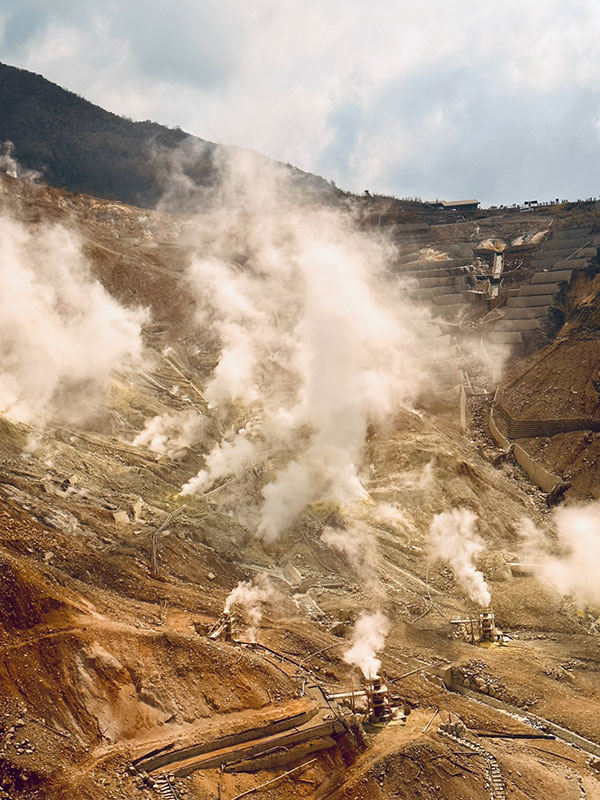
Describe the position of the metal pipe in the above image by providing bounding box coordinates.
[229,758,318,800]
[150,505,186,577]
[389,667,422,684]
[298,641,343,666]
[422,708,439,733]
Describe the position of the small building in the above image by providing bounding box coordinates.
[428,199,480,212]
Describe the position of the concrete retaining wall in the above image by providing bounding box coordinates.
[400,258,467,272]
[174,720,345,776]
[531,246,593,261]
[551,228,593,240]
[494,402,600,439]
[137,707,319,772]
[401,265,472,279]
[488,408,510,449]
[512,444,560,493]
[489,331,523,345]
[531,270,572,284]
[459,385,467,432]
[552,258,591,270]
[226,735,338,772]
[507,295,555,308]
[494,319,540,333]
[517,283,560,296]
[489,409,561,493]
[504,307,551,320]
[449,682,600,758]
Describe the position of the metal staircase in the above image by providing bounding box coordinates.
[438,726,506,800]
[154,775,180,800]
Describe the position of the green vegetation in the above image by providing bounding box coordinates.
[0,62,334,208]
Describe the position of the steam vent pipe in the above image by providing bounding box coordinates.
[366,677,392,723]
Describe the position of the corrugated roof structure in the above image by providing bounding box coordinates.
[429,199,480,209]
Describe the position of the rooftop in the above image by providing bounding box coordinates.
[429,199,480,208]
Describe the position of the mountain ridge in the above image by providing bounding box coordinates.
[0,61,335,208]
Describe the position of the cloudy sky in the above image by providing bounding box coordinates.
[1,0,600,205]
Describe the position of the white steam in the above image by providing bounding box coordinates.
[344,610,390,678]
[372,502,411,529]
[0,141,40,182]
[320,518,383,598]
[132,410,205,459]
[0,213,147,425]
[180,153,431,540]
[223,575,273,641]
[519,501,600,609]
[181,431,257,495]
[321,524,366,561]
[429,508,491,607]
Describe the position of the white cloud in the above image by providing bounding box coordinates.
[4,0,600,203]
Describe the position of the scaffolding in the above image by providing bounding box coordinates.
[208,611,235,642]
[450,608,501,645]
[365,677,393,723]
[326,676,402,724]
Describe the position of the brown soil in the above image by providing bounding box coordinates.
[499,341,600,420]
[1,176,600,800]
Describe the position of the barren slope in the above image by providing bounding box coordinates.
[1,176,600,800]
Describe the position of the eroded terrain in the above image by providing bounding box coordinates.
[1,174,600,800]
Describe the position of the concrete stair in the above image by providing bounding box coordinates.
[438,729,506,800]
[155,776,179,799]
[390,223,485,389]
[489,227,598,347]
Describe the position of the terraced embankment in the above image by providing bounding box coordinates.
[135,687,352,778]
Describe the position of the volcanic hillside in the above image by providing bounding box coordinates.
[1,167,600,800]
[2,75,600,800]
[0,62,335,208]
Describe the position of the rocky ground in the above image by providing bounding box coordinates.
[1,175,600,799]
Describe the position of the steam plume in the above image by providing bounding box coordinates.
[181,431,256,495]
[0,141,40,182]
[320,518,384,599]
[132,410,205,459]
[429,508,491,607]
[180,152,431,540]
[519,501,600,608]
[321,524,366,561]
[223,574,273,641]
[0,213,147,425]
[344,610,390,678]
